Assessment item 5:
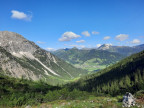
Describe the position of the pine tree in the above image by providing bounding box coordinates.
[134,73,138,84]
[137,70,142,83]
[125,75,131,87]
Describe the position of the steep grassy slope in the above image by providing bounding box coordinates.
[68,50,144,95]
[52,48,125,72]
[0,73,60,106]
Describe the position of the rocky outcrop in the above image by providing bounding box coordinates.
[25,105,32,108]
[122,92,136,107]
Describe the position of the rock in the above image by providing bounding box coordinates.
[122,92,136,107]
[25,105,32,108]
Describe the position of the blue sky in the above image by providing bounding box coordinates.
[0,0,144,50]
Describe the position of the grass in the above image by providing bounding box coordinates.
[13,95,143,108]
[74,63,107,72]
[73,58,111,72]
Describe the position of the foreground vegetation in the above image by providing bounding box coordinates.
[0,74,90,107]
[0,50,144,107]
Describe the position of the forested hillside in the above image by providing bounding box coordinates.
[68,50,144,96]
[52,47,125,72]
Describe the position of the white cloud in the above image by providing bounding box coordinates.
[92,31,99,35]
[59,32,81,41]
[81,31,90,37]
[115,34,129,41]
[104,36,111,40]
[76,40,85,43]
[131,39,140,44]
[36,41,45,44]
[45,48,56,51]
[96,44,102,48]
[69,45,85,48]
[11,10,32,21]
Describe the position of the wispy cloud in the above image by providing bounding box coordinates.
[45,48,56,51]
[103,36,111,40]
[11,10,32,21]
[92,31,99,35]
[59,32,81,41]
[76,40,85,43]
[36,41,45,44]
[81,31,90,37]
[131,39,140,44]
[115,34,129,41]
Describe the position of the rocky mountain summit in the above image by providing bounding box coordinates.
[0,31,38,53]
[97,44,112,50]
[0,31,87,84]
[98,44,144,56]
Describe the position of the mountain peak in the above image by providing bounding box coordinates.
[0,31,25,39]
[71,47,78,50]
[98,44,112,50]
[63,48,70,51]
[0,31,39,53]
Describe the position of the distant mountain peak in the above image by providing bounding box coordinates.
[63,48,70,51]
[71,47,78,50]
[98,44,112,50]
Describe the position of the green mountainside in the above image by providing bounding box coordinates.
[52,47,125,72]
[68,50,144,96]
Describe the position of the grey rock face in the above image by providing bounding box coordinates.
[122,92,136,107]
[25,105,32,108]
[0,47,39,80]
[0,31,85,84]
[0,31,38,53]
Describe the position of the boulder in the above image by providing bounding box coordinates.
[25,105,32,108]
[122,92,136,107]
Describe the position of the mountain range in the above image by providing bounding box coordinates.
[52,44,144,72]
[98,44,144,56]
[0,31,87,85]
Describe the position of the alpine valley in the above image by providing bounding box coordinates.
[1,0,144,107]
[52,44,144,72]
[0,31,144,107]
